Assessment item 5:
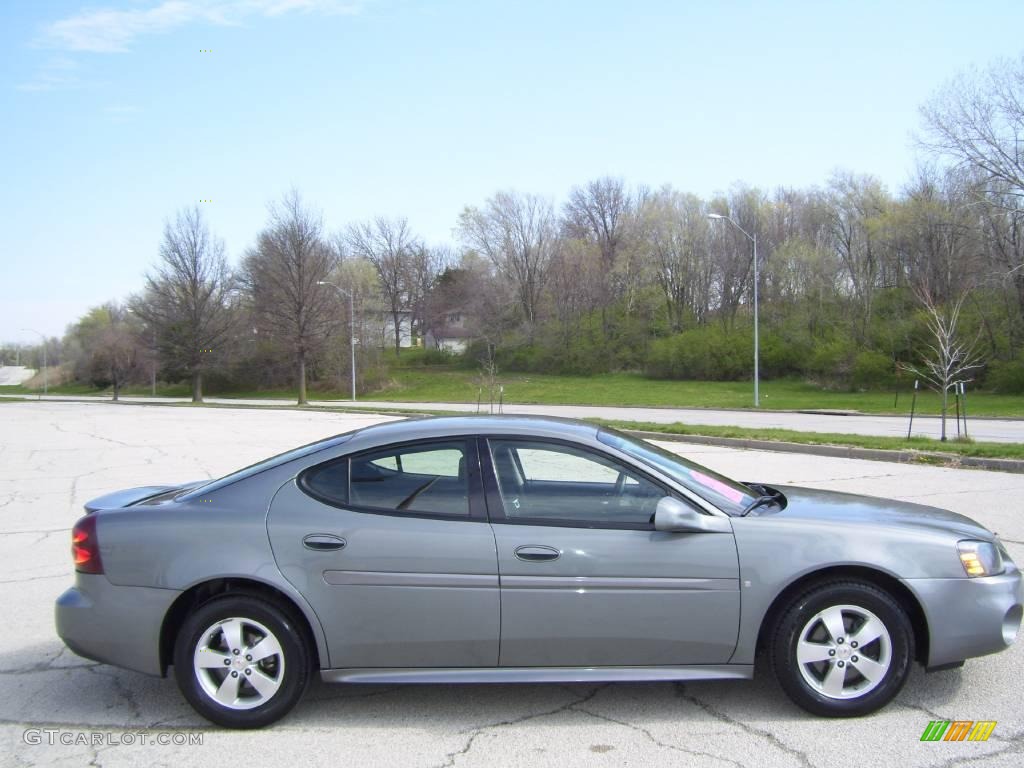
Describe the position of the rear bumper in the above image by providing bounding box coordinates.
[55,573,181,676]
[904,565,1023,667]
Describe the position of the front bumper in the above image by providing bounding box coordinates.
[904,563,1023,667]
[55,573,181,676]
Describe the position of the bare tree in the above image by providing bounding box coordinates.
[242,190,338,405]
[563,177,634,331]
[825,172,891,340]
[348,217,419,355]
[901,286,983,440]
[457,191,557,337]
[639,187,714,330]
[132,206,235,402]
[920,55,1024,208]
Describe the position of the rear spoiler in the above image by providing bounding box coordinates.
[83,481,204,512]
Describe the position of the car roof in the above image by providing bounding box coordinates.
[344,414,601,446]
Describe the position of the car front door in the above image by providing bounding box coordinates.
[483,437,740,667]
[267,438,499,669]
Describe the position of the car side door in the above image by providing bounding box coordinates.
[267,437,500,669]
[483,437,740,667]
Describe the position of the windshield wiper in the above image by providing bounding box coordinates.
[743,494,780,516]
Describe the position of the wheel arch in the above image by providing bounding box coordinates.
[755,565,930,664]
[159,577,327,676]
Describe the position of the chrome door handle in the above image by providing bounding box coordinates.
[303,534,347,551]
[514,545,560,562]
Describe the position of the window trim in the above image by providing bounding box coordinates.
[298,436,488,522]
[479,436,687,531]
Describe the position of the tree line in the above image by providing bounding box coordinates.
[8,53,1024,405]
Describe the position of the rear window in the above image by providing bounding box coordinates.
[178,434,352,500]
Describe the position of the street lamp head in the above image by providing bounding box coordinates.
[317,281,329,286]
[707,213,725,220]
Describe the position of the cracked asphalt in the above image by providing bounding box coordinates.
[0,401,1021,768]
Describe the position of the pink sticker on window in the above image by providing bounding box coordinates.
[691,471,746,505]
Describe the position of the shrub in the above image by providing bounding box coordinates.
[988,356,1024,394]
[645,326,752,380]
[851,349,896,390]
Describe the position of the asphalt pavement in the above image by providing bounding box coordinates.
[0,401,1021,767]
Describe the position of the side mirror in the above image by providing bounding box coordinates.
[654,496,731,533]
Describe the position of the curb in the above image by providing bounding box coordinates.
[621,430,1024,474]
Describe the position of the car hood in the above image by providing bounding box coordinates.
[762,485,993,540]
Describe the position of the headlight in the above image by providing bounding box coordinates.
[958,540,1005,577]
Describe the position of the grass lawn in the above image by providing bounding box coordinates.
[363,369,1024,418]
[4,369,1023,418]
[597,419,1024,461]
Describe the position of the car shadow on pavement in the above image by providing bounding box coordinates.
[0,642,968,730]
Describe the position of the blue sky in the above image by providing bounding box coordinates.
[2,0,1023,341]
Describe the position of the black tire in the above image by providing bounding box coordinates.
[173,594,312,728]
[771,580,913,717]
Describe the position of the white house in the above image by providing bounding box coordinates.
[425,310,474,353]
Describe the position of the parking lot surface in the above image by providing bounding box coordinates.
[0,401,1021,767]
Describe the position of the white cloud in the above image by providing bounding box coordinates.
[39,0,363,54]
[16,56,84,92]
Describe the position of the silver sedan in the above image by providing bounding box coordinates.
[55,416,1022,728]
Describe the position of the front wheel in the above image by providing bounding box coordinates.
[173,594,311,728]
[771,581,913,717]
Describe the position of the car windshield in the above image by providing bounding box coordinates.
[597,428,756,516]
[177,434,352,500]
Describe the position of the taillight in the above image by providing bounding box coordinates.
[71,515,103,574]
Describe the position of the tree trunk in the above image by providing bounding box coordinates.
[393,311,402,357]
[112,374,119,402]
[297,351,307,405]
[192,370,203,403]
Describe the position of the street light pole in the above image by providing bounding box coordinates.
[317,281,357,401]
[20,328,47,396]
[707,214,760,407]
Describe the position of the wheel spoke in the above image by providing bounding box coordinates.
[247,635,282,663]
[850,617,884,647]
[219,619,244,654]
[821,662,847,697]
[246,668,280,700]
[214,672,242,705]
[797,640,834,665]
[820,607,847,643]
[851,655,887,683]
[195,649,232,669]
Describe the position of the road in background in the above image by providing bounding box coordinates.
[3,392,1023,442]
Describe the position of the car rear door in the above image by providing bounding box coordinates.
[267,437,500,669]
[483,437,740,667]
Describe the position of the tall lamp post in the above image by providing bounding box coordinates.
[20,328,47,396]
[707,213,760,407]
[317,281,357,401]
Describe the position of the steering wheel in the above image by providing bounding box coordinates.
[613,471,627,496]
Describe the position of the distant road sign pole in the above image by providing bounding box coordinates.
[20,328,47,396]
[907,380,919,439]
[708,213,759,407]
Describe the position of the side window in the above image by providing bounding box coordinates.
[348,440,471,516]
[488,440,664,527]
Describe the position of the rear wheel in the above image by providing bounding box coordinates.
[771,581,913,717]
[173,595,311,728]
